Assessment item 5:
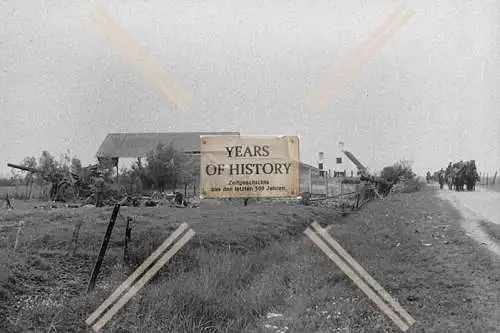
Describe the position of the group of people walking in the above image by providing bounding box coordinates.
[426,160,479,191]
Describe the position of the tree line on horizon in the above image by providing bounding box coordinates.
[0,143,198,199]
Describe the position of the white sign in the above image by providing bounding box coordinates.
[199,135,300,198]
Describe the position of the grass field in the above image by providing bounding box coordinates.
[0,187,19,195]
[0,185,45,200]
[1,184,500,332]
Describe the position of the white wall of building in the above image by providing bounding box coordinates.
[333,143,358,177]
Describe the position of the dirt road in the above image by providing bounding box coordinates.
[439,185,500,256]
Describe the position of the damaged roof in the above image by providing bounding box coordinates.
[96,132,240,158]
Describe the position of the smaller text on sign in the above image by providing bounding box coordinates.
[200,135,300,198]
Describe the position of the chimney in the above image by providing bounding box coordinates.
[318,152,325,177]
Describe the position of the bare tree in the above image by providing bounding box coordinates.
[10,170,23,198]
[71,158,82,176]
[37,151,59,199]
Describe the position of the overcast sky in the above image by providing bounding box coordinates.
[1,0,499,177]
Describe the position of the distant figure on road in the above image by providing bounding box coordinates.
[438,168,445,189]
[447,171,454,190]
[470,160,479,190]
[94,174,105,207]
[426,171,432,184]
[445,162,452,177]
[465,160,479,191]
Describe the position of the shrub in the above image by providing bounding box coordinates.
[380,160,420,193]
[401,178,421,193]
[381,159,416,182]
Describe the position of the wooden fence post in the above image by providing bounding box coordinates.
[308,167,312,193]
[14,220,24,251]
[325,173,329,196]
[87,204,121,293]
[123,216,131,263]
[340,181,344,206]
[67,219,85,257]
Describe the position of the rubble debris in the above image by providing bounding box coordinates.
[174,192,184,206]
[144,200,157,207]
[33,201,58,209]
[65,204,80,208]
[266,313,283,319]
[299,192,311,205]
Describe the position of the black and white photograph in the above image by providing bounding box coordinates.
[1,0,499,332]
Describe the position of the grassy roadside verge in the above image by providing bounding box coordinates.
[2,186,500,332]
[250,185,500,332]
[480,220,500,242]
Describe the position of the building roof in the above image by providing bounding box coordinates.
[96,132,240,158]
